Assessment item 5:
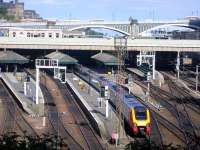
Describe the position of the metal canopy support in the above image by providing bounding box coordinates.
[35,59,66,104]
[137,51,156,79]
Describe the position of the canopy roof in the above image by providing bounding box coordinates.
[91,52,119,66]
[45,51,78,65]
[0,51,29,64]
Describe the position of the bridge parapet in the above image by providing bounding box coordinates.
[0,37,199,52]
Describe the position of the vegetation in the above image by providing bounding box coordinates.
[0,132,66,150]
[0,132,191,149]
[0,6,15,21]
[125,138,186,150]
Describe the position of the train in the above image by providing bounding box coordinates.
[100,76,151,135]
[75,66,151,135]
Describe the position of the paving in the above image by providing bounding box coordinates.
[65,73,131,148]
[0,72,44,115]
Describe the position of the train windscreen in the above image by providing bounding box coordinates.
[135,106,147,120]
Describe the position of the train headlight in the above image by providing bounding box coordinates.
[146,124,151,135]
[133,123,138,133]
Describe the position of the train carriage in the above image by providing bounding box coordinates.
[75,66,151,135]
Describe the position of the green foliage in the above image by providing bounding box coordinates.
[0,6,15,21]
[125,138,186,150]
[0,6,7,17]
[0,132,66,150]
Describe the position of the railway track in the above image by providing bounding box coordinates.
[0,79,38,136]
[41,84,82,150]
[26,69,86,149]
[128,87,186,143]
[128,72,187,145]
[55,78,105,150]
[163,73,200,150]
[26,69,105,149]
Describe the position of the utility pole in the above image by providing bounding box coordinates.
[114,36,128,146]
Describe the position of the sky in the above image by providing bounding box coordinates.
[10,0,200,21]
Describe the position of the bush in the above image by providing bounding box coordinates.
[125,138,186,150]
[0,132,66,150]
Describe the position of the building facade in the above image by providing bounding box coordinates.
[0,0,42,21]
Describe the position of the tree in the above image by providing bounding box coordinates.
[0,6,7,18]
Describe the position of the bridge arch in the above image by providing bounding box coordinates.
[139,23,200,37]
[68,25,130,36]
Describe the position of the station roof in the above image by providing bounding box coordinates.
[91,52,119,66]
[0,51,29,64]
[45,51,78,65]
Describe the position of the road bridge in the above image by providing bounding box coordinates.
[0,19,196,37]
[0,37,200,52]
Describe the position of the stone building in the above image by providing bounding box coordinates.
[0,0,42,21]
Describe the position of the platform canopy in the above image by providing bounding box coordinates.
[45,51,78,65]
[0,51,29,64]
[91,52,119,66]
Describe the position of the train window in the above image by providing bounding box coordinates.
[135,106,147,120]
[125,94,134,99]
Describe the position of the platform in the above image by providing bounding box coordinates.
[127,68,145,77]
[65,73,130,148]
[1,72,44,115]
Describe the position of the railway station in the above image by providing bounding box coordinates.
[0,0,200,149]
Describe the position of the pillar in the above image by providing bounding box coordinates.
[152,52,156,80]
[36,67,39,104]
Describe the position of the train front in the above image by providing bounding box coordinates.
[130,106,151,135]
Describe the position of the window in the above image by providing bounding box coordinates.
[13,32,16,37]
[41,33,45,37]
[49,33,52,38]
[135,106,147,120]
[27,32,30,37]
[56,33,59,38]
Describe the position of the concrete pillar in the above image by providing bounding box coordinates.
[176,51,180,79]
[106,99,109,118]
[6,65,8,72]
[153,52,156,80]
[36,67,39,104]
[24,82,27,95]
